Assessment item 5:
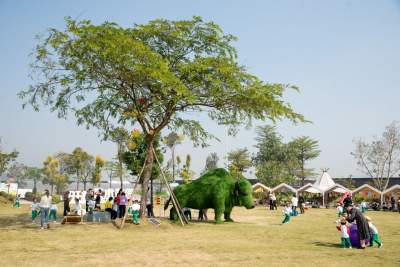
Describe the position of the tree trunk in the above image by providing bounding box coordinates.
[172,146,175,181]
[119,161,123,190]
[33,179,37,194]
[83,180,87,191]
[140,138,154,218]
[76,171,80,191]
[51,183,54,195]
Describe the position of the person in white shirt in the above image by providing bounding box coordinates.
[360,200,367,213]
[337,203,344,218]
[131,200,141,225]
[282,203,292,224]
[39,190,52,229]
[338,217,352,249]
[87,197,95,214]
[31,198,39,223]
[291,195,298,213]
[75,197,82,215]
[365,216,382,248]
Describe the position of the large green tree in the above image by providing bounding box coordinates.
[253,126,295,186]
[287,136,320,185]
[0,138,19,176]
[109,127,129,189]
[69,147,93,190]
[25,166,43,194]
[227,148,252,178]
[19,17,304,213]
[43,155,60,194]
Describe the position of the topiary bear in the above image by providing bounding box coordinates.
[164,168,255,223]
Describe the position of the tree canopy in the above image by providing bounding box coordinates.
[253,126,319,186]
[227,148,252,178]
[19,16,304,211]
[0,138,19,176]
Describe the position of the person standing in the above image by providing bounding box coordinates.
[95,189,102,210]
[343,194,352,211]
[346,204,370,249]
[269,192,273,210]
[390,197,395,211]
[338,217,352,249]
[398,198,400,213]
[270,192,277,210]
[360,200,367,213]
[39,189,52,229]
[85,189,93,212]
[49,201,58,222]
[31,198,39,223]
[291,194,298,214]
[365,216,382,248]
[63,191,70,216]
[298,194,305,214]
[131,200,141,225]
[13,194,21,208]
[146,196,154,217]
[282,203,292,224]
[118,192,127,218]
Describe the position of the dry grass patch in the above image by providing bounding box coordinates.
[0,204,399,267]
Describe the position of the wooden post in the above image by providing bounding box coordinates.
[152,147,187,226]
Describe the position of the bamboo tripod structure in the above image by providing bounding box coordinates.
[119,146,187,229]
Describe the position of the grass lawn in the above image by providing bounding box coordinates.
[0,203,399,267]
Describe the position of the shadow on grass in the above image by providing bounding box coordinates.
[313,241,342,248]
[0,213,34,229]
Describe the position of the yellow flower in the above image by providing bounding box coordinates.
[131,129,141,138]
[128,142,137,150]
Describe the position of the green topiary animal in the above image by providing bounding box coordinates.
[164,168,255,223]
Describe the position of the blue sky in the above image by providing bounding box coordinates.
[1,0,400,178]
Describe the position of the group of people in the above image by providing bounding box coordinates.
[61,188,150,225]
[336,194,382,249]
[31,189,58,229]
[280,194,305,224]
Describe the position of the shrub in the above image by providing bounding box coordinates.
[353,193,364,204]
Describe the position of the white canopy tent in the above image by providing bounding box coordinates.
[312,170,349,207]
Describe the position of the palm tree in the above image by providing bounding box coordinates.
[163,132,184,181]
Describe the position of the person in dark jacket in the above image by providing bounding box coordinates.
[63,191,70,216]
[343,194,352,210]
[346,204,370,249]
[298,194,305,214]
[390,197,396,211]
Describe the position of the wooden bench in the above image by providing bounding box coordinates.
[61,214,83,224]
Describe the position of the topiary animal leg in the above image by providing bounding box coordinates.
[214,208,224,224]
[214,199,226,224]
[224,209,234,222]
